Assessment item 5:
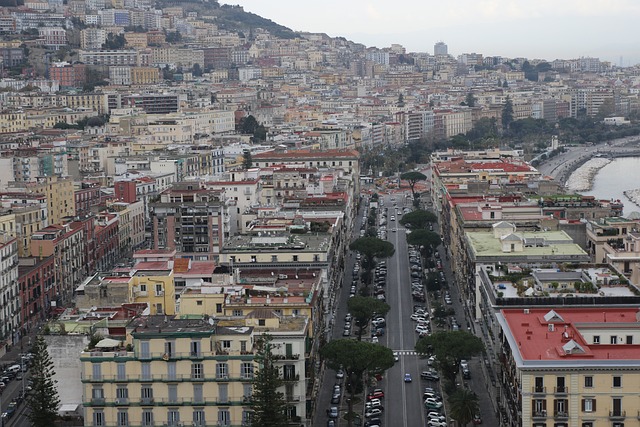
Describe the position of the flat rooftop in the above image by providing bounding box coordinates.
[467,230,588,260]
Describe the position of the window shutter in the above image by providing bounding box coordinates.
[581,399,585,411]
[592,399,596,411]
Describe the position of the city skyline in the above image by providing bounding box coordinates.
[230,0,640,66]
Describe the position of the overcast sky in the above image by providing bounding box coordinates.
[227,1,640,66]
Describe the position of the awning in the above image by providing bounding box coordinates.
[95,338,122,348]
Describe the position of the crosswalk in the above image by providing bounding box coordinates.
[393,350,417,356]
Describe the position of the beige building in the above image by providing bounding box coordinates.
[9,176,74,225]
[81,313,309,426]
[497,307,640,427]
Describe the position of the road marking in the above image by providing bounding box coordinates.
[392,350,417,356]
[392,210,409,427]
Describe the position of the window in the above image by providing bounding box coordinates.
[534,376,544,393]
[613,376,622,387]
[141,409,153,426]
[240,341,247,353]
[168,409,180,426]
[284,365,296,380]
[116,386,128,400]
[216,303,222,313]
[191,363,203,379]
[582,398,596,412]
[533,399,546,417]
[117,410,128,426]
[167,362,176,380]
[242,410,252,426]
[155,283,163,296]
[292,255,299,262]
[241,362,254,379]
[193,409,206,426]
[584,376,593,388]
[92,363,102,380]
[612,398,622,416]
[582,423,593,427]
[117,363,126,381]
[216,363,229,379]
[219,383,228,403]
[191,340,201,357]
[232,310,243,317]
[139,340,150,358]
[92,387,104,400]
[168,384,178,403]
[141,386,153,402]
[243,383,252,401]
[164,341,175,357]
[271,255,278,262]
[222,340,231,349]
[141,362,151,380]
[556,376,566,393]
[592,335,600,344]
[258,319,265,326]
[193,384,203,403]
[611,336,618,344]
[93,410,105,426]
[218,409,231,426]
[554,399,568,416]
[626,335,633,344]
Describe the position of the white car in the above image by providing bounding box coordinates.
[427,420,447,427]
[393,352,399,362]
[424,398,443,409]
[410,313,424,321]
[365,398,382,408]
[415,324,429,333]
[427,355,437,365]
[365,408,383,418]
[371,336,379,344]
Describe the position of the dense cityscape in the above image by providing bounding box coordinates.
[0,1,639,426]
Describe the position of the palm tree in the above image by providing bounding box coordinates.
[448,388,479,426]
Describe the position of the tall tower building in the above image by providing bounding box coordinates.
[434,41,448,56]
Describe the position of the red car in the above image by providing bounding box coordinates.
[473,414,482,424]
[367,389,384,400]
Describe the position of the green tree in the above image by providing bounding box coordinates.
[254,124,267,141]
[252,334,288,427]
[102,33,126,49]
[464,92,476,107]
[347,296,390,341]
[399,171,427,205]
[415,331,484,383]
[242,149,252,169]
[349,237,395,286]
[406,229,441,257]
[192,63,203,77]
[502,95,514,131]
[449,388,480,426]
[165,30,183,44]
[399,209,436,229]
[26,336,60,427]
[321,339,394,427]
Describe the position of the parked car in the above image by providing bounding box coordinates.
[425,397,443,409]
[473,414,483,424]
[421,371,440,381]
[367,389,384,400]
[365,408,383,418]
[327,407,339,418]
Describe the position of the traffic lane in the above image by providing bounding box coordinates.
[315,206,366,427]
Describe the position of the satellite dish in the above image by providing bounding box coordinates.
[208,318,215,326]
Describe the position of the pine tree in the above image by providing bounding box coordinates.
[251,334,288,427]
[26,336,60,427]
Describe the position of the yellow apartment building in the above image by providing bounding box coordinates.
[9,176,75,225]
[81,314,309,426]
[497,307,640,427]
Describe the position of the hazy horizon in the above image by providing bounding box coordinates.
[228,1,640,66]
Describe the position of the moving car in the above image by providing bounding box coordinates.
[473,414,483,424]
[404,373,412,382]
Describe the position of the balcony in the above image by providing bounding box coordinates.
[610,410,626,420]
[554,386,568,395]
[282,374,300,382]
[532,386,546,395]
[90,397,105,405]
[140,397,154,405]
[114,398,129,405]
[554,411,569,420]
[531,410,547,420]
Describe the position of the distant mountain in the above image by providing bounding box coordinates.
[156,0,299,40]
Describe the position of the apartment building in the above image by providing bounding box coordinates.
[18,255,55,334]
[497,307,640,427]
[9,176,74,226]
[80,314,309,426]
[30,223,85,306]
[150,183,226,261]
[0,233,19,357]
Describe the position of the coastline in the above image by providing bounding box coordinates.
[623,188,640,209]
[564,158,612,192]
